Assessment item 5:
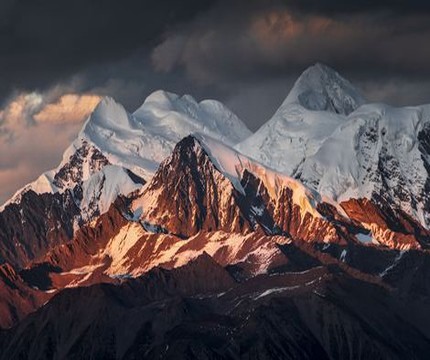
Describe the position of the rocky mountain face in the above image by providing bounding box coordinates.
[2,252,430,360]
[0,190,79,268]
[1,64,430,359]
[0,263,51,329]
[1,133,428,334]
[0,146,144,269]
[134,136,252,237]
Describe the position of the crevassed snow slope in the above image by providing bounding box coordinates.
[297,103,430,226]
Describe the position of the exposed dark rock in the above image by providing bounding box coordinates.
[0,190,79,268]
[1,254,430,360]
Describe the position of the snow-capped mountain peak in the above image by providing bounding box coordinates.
[237,65,430,229]
[235,63,360,176]
[284,63,366,115]
[1,91,252,221]
[81,96,131,133]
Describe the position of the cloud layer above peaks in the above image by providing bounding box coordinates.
[1,0,430,202]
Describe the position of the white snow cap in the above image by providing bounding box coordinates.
[236,63,363,176]
[284,62,366,115]
[75,90,252,181]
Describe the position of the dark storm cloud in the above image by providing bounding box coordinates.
[2,0,430,109]
[152,0,430,81]
[282,0,430,14]
[0,0,217,104]
[2,0,429,124]
[149,0,430,106]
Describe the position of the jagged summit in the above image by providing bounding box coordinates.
[81,96,130,131]
[284,63,366,115]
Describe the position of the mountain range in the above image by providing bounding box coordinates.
[1,63,430,359]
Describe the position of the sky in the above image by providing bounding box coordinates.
[1,0,430,203]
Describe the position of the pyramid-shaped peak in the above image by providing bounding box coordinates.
[90,96,127,118]
[93,95,121,111]
[163,135,215,168]
[79,95,131,136]
[306,62,338,75]
[284,63,366,115]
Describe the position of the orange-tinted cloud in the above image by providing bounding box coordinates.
[0,93,43,127]
[0,120,83,204]
[251,10,334,49]
[0,91,102,204]
[151,8,361,84]
[34,94,101,123]
[0,92,101,131]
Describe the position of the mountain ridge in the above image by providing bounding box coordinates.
[1,64,430,358]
